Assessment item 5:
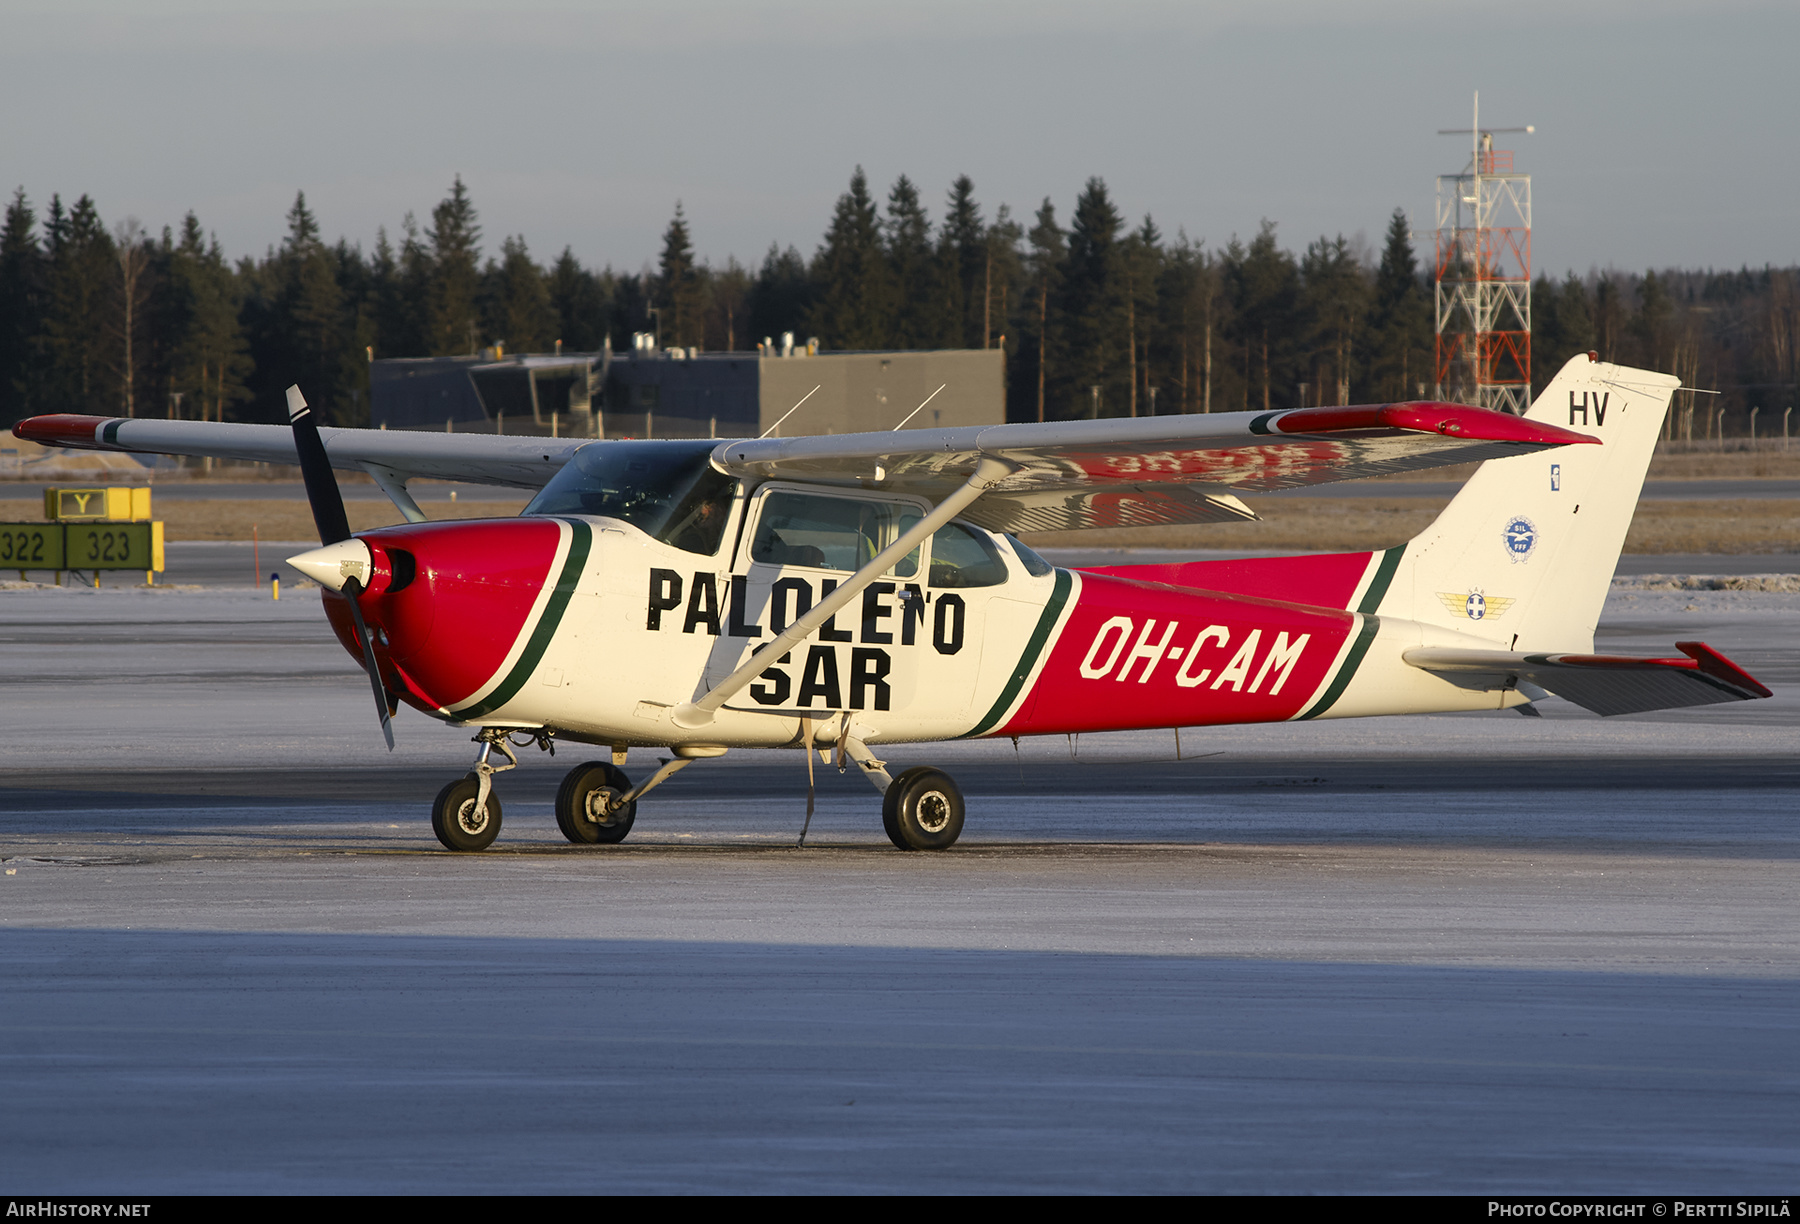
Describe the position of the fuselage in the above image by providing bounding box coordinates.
[322,441,1526,751]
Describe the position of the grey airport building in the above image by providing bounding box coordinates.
[367,342,1005,440]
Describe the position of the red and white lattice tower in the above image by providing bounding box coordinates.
[1435,94,1534,413]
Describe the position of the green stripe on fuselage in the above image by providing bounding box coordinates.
[452,519,591,721]
[1297,613,1381,721]
[962,568,1073,738]
[1356,544,1405,614]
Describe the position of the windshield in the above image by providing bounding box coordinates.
[524,440,737,555]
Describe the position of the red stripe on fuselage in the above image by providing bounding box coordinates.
[1079,550,1375,611]
[1000,572,1355,736]
[321,517,564,712]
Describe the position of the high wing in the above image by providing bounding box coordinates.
[712,401,1599,532]
[18,399,1596,534]
[16,414,586,492]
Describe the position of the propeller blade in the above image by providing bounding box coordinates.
[286,385,351,545]
[341,575,395,751]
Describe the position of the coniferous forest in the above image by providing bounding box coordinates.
[2,169,1797,437]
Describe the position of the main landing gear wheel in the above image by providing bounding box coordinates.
[882,766,964,851]
[432,773,503,852]
[555,761,637,845]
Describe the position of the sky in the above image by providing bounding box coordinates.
[3,0,1794,278]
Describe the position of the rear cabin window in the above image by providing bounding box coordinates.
[750,491,921,578]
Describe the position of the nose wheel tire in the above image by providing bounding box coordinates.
[882,765,964,851]
[432,773,503,852]
[555,762,637,845]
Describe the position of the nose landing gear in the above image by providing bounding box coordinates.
[432,774,504,852]
[432,728,544,853]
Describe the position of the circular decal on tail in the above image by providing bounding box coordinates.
[1502,516,1538,563]
[1466,592,1487,619]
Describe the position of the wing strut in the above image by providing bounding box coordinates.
[671,456,1014,729]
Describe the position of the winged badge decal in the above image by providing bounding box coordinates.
[1437,591,1516,622]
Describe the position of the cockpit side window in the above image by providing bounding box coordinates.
[523,440,737,555]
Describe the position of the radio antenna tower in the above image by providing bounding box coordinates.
[1435,93,1534,413]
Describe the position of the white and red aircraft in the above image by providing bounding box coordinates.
[15,353,1770,851]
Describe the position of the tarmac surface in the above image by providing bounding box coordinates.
[2,576,1798,1193]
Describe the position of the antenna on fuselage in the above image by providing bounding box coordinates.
[759,384,820,439]
[891,384,946,431]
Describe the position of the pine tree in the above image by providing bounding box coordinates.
[485,235,556,353]
[1299,234,1367,406]
[940,176,985,348]
[1058,178,1128,418]
[655,203,705,349]
[42,194,117,414]
[0,189,46,425]
[749,243,811,349]
[1225,221,1300,411]
[158,213,251,422]
[985,203,1024,357]
[884,175,941,348]
[547,247,608,352]
[706,256,751,352]
[1019,199,1066,422]
[1121,215,1162,415]
[243,191,355,423]
[1157,231,1215,415]
[809,168,893,349]
[1367,209,1430,401]
[428,176,482,355]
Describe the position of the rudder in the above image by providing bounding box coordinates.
[1376,354,1678,653]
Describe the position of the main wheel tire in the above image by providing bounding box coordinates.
[554,761,637,845]
[432,773,503,852]
[881,766,964,851]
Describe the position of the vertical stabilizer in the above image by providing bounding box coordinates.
[1377,354,1677,652]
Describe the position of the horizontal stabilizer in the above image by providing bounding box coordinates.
[1403,641,1771,717]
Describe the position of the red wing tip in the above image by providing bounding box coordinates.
[1276,402,1599,448]
[14,414,116,449]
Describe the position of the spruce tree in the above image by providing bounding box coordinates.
[547,247,608,352]
[42,195,117,414]
[1225,221,1300,411]
[749,243,811,349]
[1058,178,1127,418]
[940,176,985,348]
[655,203,705,349]
[0,189,46,425]
[1368,208,1430,401]
[884,175,941,349]
[485,235,556,354]
[1021,199,1065,422]
[809,168,892,349]
[707,256,751,352]
[428,176,482,355]
[1299,234,1367,405]
[158,213,251,422]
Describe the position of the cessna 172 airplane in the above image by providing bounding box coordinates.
[15,353,1770,852]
